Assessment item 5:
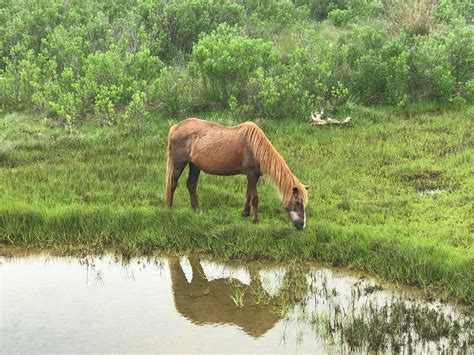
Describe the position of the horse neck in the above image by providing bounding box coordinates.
[243,123,300,203]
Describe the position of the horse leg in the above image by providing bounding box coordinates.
[242,181,251,218]
[187,162,201,211]
[247,173,260,224]
[168,161,187,208]
[252,193,259,224]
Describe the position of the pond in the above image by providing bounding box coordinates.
[1,249,472,353]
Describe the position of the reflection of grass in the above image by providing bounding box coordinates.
[230,286,245,309]
[250,283,271,306]
[277,269,473,353]
[1,106,473,303]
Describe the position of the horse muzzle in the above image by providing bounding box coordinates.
[293,220,304,230]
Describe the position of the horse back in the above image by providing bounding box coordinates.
[169,118,256,175]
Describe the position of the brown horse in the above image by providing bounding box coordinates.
[165,118,309,229]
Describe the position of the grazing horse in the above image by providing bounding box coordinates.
[165,118,309,229]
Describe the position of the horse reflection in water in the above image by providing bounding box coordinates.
[169,257,306,338]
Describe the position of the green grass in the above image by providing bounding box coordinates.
[1,106,473,304]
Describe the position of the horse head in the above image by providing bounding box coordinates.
[285,185,309,230]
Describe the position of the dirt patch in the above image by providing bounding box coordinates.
[401,109,444,120]
[400,170,445,191]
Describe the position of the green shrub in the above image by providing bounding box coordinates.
[293,0,347,20]
[162,0,244,58]
[242,0,308,25]
[39,25,89,74]
[332,26,389,103]
[241,46,337,119]
[190,24,277,104]
[122,91,149,124]
[0,0,472,119]
[408,34,456,102]
[444,26,474,95]
[293,0,381,20]
[435,0,474,25]
[244,67,283,118]
[29,66,82,124]
[151,66,203,116]
[383,49,410,105]
[1,51,41,110]
[328,9,353,27]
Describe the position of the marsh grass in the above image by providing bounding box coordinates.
[0,106,473,303]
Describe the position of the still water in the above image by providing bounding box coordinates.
[1,250,472,353]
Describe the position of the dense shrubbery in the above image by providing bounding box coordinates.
[0,0,472,122]
[191,25,277,102]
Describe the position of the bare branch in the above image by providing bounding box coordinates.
[309,110,351,126]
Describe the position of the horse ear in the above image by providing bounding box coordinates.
[304,184,311,190]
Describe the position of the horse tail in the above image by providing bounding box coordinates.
[165,125,176,207]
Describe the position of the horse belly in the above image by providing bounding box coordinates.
[190,138,244,176]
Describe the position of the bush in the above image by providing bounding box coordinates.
[328,9,353,27]
[242,0,308,26]
[243,67,284,119]
[293,0,381,21]
[293,0,347,20]
[190,24,277,104]
[408,34,456,102]
[35,67,84,124]
[122,91,149,124]
[0,0,472,120]
[0,50,42,111]
[162,0,244,58]
[151,66,203,116]
[382,41,410,105]
[444,26,474,94]
[238,45,338,119]
[435,0,474,25]
[331,26,389,103]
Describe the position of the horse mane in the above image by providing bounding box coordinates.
[239,122,308,206]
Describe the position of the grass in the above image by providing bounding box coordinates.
[1,105,473,304]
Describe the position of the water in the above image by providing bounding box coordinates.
[1,250,472,353]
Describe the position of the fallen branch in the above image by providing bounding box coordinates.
[309,110,351,125]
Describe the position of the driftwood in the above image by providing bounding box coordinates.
[309,111,351,125]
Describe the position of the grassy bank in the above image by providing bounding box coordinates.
[1,107,473,304]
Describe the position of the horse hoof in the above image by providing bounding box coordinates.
[253,219,260,224]
[242,212,250,218]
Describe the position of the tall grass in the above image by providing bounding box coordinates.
[382,0,436,35]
